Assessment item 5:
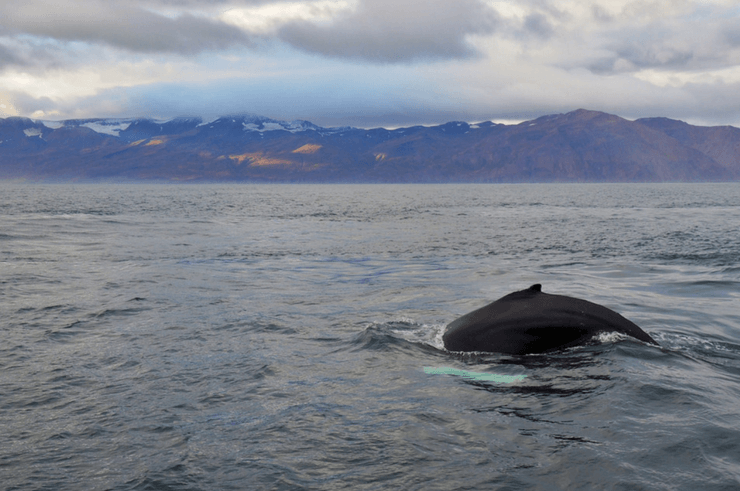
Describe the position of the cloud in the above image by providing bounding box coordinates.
[572,3,740,75]
[1,0,253,55]
[276,0,499,62]
[0,36,80,73]
[0,91,20,117]
[3,0,740,128]
[11,52,740,129]
[0,44,23,69]
[521,13,555,40]
[2,0,503,64]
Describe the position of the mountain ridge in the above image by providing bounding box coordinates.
[2,109,739,182]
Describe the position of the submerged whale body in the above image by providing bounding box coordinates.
[443,284,659,355]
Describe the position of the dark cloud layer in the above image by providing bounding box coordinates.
[3,0,739,69]
[1,0,501,63]
[0,44,23,69]
[0,37,72,72]
[522,13,554,40]
[277,0,499,62]
[1,0,253,55]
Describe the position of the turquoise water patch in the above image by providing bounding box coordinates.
[424,367,527,383]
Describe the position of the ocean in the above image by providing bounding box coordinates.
[1,182,739,490]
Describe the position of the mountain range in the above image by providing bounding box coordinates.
[2,109,740,182]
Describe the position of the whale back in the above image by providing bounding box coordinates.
[443,284,659,355]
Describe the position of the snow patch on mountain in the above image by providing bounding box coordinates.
[81,121,132,136]
[239,118,327,133]
[243,121,286,132]
[197,117,220,127]
[24,114,355,139]
[39,121,64,129]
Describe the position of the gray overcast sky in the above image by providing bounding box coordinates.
[2,0,740,127]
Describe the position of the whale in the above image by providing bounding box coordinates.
[443,284,659,355]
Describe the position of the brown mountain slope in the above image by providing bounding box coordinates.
[446,110,731,181]
[637,117,740,177]
[1,110,738,182]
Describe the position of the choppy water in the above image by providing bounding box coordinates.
[2,182,740,490]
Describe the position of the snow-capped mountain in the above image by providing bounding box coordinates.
[1,110,739,182]
[30,114,350,142]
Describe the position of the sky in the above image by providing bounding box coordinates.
[2,0,740,128]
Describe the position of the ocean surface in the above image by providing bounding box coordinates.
[2,182,740,490]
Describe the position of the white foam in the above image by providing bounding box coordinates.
[594,331,630,344]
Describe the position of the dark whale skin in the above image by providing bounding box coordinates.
[443,284,659,355]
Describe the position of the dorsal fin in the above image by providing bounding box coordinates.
[528,284,542,292]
